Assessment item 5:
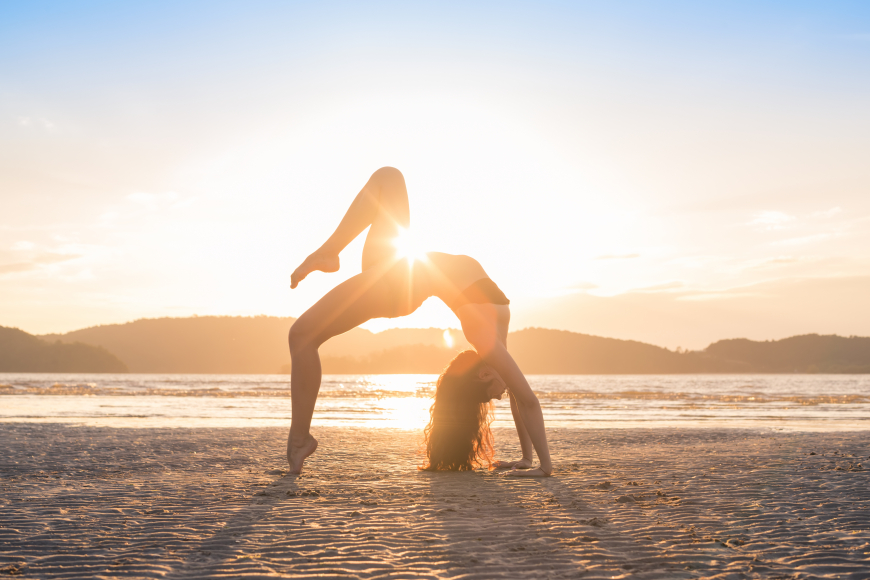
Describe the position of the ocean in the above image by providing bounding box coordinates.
[1,373,868,431]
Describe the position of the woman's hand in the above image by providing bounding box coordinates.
[493,458,533,470]
[504,466,551,477]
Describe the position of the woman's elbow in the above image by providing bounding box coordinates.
[512,390,541,410]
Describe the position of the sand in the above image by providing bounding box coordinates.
[1,424,869,579]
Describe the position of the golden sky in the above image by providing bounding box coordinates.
[2,2,869,348]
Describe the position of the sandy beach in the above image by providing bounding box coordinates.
[1,424,868,579]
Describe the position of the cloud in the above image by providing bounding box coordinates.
[812,207,842,218]
[566,282,599,291]
[12,241,36,251]
[0,263,34,274]
[773,233,834,246]
[748,211,795,230]
[0,253,81,276]
[632,281,684,293]
[16,116,55,129]
[127,191,179,206]
[594,253,640,260]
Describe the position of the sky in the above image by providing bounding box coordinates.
[2,1,870,349]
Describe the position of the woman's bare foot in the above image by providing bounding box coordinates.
[287,434,318,474]
[504,466,551,477]
[493,458,533,470]
[290,251,340,289]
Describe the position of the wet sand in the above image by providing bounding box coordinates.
[1,424,868,579]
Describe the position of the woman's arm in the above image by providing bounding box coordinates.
[480,343,552,476]
[458,302,552,476]
[493,392,534,469]
[500,392,536,468]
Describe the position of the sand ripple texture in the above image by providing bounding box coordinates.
[1,425,869,579]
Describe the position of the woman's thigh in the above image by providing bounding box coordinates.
[292,266,395,348]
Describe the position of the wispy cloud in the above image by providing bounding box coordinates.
[773,233,835,246]
[17,116,55,129]
[0,253,81,276]
[632,281,684,293]
[595,253,640,260]
[812,206,842,218]
[748,211,795,230]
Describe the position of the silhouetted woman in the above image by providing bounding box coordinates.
[288,167,552,477]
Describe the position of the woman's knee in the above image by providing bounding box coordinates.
[288,319,321,355]
[371,166,404,184]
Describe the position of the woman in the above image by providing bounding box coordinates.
[288,167,551,477]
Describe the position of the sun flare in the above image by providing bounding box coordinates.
[443,329,454,348]
[392,228,427,262]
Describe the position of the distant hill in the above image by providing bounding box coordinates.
[506,328,746,374]
[29,316,870,374]
[42,316,299,374]
[705,334,870,373]
[41,316,469,374]
[0,326,127,373]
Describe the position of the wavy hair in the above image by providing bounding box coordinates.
[421,350,495,471]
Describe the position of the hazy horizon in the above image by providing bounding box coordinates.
[3,2,870,349]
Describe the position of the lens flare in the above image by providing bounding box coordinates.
[392,228,427,262]
[443,329,454,348]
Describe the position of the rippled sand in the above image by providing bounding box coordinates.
[1,424,868,579]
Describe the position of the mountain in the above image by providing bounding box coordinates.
[704,334,870,373]
[0,326,127,373]
[31,316,870,374]
[506,328,746,374]
[41,316,298,374]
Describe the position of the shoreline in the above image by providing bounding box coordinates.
[2,424,869,578]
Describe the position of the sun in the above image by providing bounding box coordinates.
[392,228,427,262]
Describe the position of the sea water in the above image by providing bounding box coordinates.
[1,373,868,431]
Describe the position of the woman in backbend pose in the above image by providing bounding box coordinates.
[288,167,552,477]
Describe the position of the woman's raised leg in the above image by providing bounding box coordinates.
[290,167,409,288]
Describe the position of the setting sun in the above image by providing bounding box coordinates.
[392,228,427,263]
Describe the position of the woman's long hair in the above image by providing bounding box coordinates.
[421,350,495,471]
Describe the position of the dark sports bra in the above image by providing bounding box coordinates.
[449,278,510,313]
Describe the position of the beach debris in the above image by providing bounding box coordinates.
[350,511,362,517]
[0,564,24,576]
[592,481,612,490]
[287,488,321,497]
[615,495,636,503]
[578,517,608,527]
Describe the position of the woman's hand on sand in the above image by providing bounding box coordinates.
[290,251,340,289]
[504,466,551,477]
[493,458,533,470]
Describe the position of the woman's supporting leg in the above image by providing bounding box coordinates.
[287,261,399,472]
[291,167,410,288]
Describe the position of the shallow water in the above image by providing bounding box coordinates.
[1,373,868,430]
